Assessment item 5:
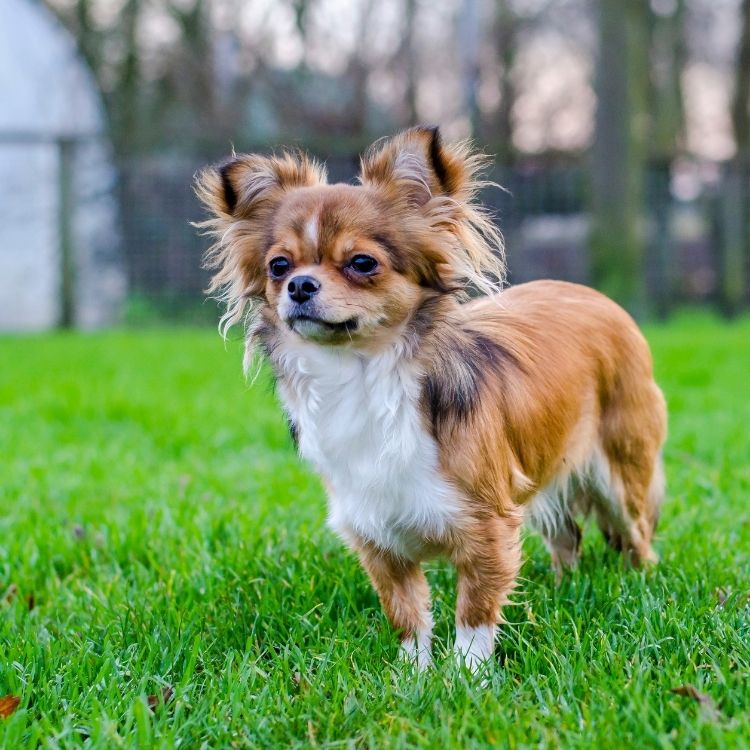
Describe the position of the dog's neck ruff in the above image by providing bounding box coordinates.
[273,334,462,558]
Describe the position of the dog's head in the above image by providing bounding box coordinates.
[196,127,504,351]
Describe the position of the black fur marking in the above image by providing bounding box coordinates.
[560,513,582,550]
[372,232,407,272]
[423,368,478,436]
[253,318,278,360]
[422,328,521,437]
[472,333,523,373]
[219,161,238,214]
[256,320,298,451]
[371,230,455,292]
[287,418,300,450]
[423,126,449,193]
[261,230,277,259]
[419,276,459,295]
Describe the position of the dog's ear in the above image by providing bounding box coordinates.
[359,126,477,206]
[195,151,326,333]
[198,152,325,219]
[360,127,505,297]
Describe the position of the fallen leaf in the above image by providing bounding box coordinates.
[147,687,173,711]
[670,684,722,720]
[0,696,20,718]
[671,684,712,703]
[714,587,729,608]
[2,586,35,610]
[292,670,310,693]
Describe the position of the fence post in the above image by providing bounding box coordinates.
[58,137,75,328]
[650,161,673,319]
[719,161,748,315]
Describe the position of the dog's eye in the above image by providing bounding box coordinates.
[349,255,378,274]
[269,257,291,278]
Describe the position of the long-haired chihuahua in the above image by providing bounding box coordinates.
[196,127,667,672]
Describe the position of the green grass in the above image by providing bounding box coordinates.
[0,313,748,749]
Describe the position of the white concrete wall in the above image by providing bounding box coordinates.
[0,0,124,331]
[0,143,60,330]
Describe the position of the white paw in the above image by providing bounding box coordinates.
[400,628,433,671]
[454,623,496,673]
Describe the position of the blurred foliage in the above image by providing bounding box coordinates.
[44,0,750,313]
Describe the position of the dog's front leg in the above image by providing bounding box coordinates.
[452,514,522,672]
[356,544,433,670]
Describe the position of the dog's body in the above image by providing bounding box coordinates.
[197,127,667,672]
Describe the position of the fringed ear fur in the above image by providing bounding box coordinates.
[194,151,327,336]
[359,126,505,297]
[195,129,503,339]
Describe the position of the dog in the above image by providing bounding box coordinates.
[196,127,667,672]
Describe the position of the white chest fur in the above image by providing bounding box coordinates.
[275,340,461,558]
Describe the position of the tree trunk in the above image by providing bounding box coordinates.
[724,0,750,313]
[646,0,686,317]
[402,0,418,125]
[458,0,481,136]
[345,0,375,138]
[482,0,517,163]
[589,0,651,316]
[648,0,686,159]
[115,0,141,155]
[732,0,750,154]
[719,165,747,315]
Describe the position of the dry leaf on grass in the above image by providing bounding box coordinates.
[714,587,729,608]
[292,671,310,693]
[670,684,722,720]
[671,684,712,703]
[2,585,35,611]
[147,687,173,711]
[0,696,20,719]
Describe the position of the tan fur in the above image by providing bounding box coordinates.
[195,151,327,336]
[356,541,432,640]
[424,284,666,571]
[196,127,667,668]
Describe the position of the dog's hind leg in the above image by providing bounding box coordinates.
[595,382,667,566]
[542,511,582,583]
[526,481,584,581]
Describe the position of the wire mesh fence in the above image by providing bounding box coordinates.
[1,135,744,330]
[118,152,727,323]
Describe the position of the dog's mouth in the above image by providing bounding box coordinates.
[288,314,359,337]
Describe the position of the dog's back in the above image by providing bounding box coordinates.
[453,280,667,569]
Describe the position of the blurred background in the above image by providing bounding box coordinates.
[2,0,750,330]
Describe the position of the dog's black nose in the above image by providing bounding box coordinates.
[287,275,320,303]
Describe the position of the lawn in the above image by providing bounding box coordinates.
[0,314,748,749]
